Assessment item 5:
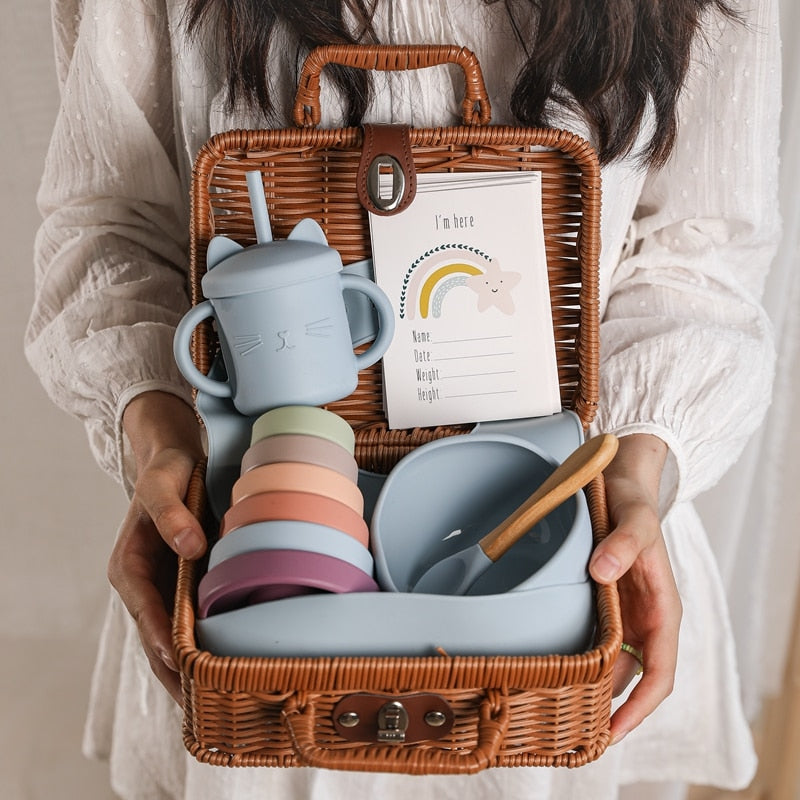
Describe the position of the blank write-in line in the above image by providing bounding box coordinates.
[434,335,513,345]
[445,390,518,399]
[442,370,516,379]
[435,352,515,361]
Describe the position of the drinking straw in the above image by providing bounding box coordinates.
[246,170,273,243]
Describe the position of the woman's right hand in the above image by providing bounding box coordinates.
[107,391,206,702]
[589,433,682,743]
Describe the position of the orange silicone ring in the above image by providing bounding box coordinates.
[230,462,364,515]
[219,489,370,546]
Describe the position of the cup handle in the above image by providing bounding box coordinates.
[172,301,233,398]
[340,274,396,370]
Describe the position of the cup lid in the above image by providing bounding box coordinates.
[201,239,342,298]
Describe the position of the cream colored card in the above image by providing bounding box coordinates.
[369,171,560,430]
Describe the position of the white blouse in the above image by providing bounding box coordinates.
[26,1,782,798]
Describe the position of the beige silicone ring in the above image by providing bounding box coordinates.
[240,433,358,481]
[230,462,364,514]
[219,489,370,546]
[250,406,355,453]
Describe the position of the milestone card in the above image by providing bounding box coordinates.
[369,171,561,430]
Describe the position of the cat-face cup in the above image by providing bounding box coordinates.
[174,219,395,416]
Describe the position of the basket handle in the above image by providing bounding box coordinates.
[292,44,492,128]
[282,690,510,774]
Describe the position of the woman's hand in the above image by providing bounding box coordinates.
[589,433,682,744]
[108,391,206,702]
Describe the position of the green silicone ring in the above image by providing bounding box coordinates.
[250,406,356,454]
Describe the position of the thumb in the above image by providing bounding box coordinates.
[589,533,630,584]
[589,502,659,584]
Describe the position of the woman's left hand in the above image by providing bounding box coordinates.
[588,433,682,744]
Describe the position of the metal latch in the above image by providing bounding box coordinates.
[376,701,409,743]
[332,692,454,744]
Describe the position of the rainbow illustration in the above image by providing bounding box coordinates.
[418,262,483,319]
[400,244,493,320]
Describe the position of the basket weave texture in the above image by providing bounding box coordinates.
[174,44,622,773]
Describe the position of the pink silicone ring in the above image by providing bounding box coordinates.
[240,433,358,481]
[220,490,369,546]
[230,462,364,514]
[197,549,379,617]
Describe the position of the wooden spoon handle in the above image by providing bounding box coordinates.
[480,433,619,562]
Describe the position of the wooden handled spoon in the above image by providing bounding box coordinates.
[411,433,619,595]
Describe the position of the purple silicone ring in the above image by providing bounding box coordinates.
[197,548,379,618]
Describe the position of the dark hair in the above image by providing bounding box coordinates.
[185,0,736,166]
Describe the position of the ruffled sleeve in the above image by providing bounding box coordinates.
[591,0,782,513]
[25,0,193,490]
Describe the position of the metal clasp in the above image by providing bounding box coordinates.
[376,701,409,743]
[332,692,454,744]
[366,155,406,212]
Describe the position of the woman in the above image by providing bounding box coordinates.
[26,1,780,798]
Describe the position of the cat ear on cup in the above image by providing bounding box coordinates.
[207,235,245,269]
[287,217,328,245]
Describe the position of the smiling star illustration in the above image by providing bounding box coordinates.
[465,258,522,314]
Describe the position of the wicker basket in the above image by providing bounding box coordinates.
[173,44,622,773]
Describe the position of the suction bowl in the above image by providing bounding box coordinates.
[370,433,592,595]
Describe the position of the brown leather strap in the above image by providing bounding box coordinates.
[357,124,417,216]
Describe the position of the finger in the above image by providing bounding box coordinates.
[135,454,206,559]
[108,511,183,704]
[146,650,183,704]
[610,636,677,744]
[131,571,183,704]
[610,602,680,741]
[612,647,643,697]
